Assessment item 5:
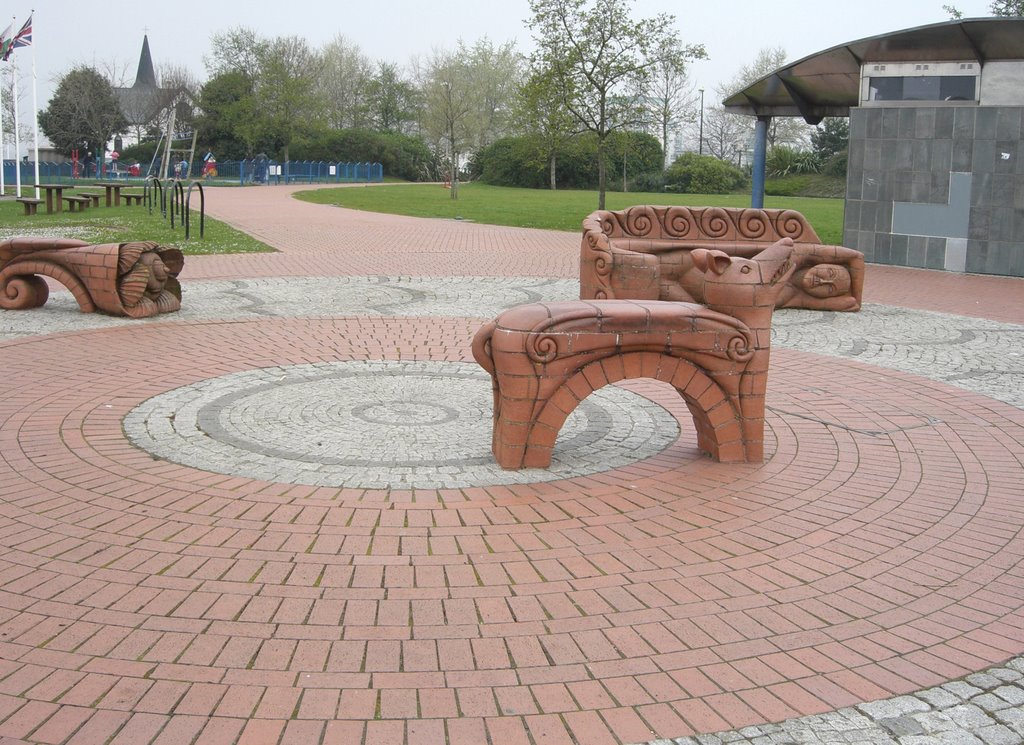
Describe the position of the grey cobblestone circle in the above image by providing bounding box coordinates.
[124,360,682,489]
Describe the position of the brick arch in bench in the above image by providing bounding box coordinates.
[517,350,752,469]
[473,296,776,472]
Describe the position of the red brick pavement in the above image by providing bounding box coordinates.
[0,185,1022,744]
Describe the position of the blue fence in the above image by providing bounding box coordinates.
[1,159,384,186]
[232,159,384,185]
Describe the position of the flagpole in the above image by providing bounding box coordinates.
[0,67,5,197]
[12,46,20,198]
[30,11,38,199]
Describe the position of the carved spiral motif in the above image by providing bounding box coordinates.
[0,271,49,310]
[527,333,560,363]
[737,209,770,240]
[698,207,731,239]
[726,332,755,362]
[663,206,696,238]
[624,205,657,237]
[596,212,617,237]
[776,210,809,240]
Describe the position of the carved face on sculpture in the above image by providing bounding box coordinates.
[138,251,169,297]
[799,263,851,298]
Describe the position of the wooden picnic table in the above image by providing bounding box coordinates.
[93,182,125,207]
[33,184,66,214]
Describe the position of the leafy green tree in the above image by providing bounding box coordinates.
[946,1,1023,16]
[990,0,1024,13]
[528,0,704,209]
[607,130,664,191]
[515,68,578,189]
[811,118,848,160]
[257,36,325,162]
[472,135,550,188]
[367,62,420,134]
[202,28,323,161]
[195,71,259,159]
[39,66,127,156]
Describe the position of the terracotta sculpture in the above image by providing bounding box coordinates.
[473,238,797,469]
[579,205,864,312]
[0,237,183,318]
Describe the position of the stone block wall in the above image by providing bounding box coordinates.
[843,105,1024,277]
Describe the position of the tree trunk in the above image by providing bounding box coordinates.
[450,150,458,200]
[549,152,556,190]
[597,136,607,210]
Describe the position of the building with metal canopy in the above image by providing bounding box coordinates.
[724,17,1024,277]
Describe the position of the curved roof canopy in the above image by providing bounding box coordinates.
[722,17,1024,123]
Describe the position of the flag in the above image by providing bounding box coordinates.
[3,15,30,61]
[0,23,12,62]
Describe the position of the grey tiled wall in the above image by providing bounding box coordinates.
[843,105,1024,277]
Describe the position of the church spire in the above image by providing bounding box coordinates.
[133,35,157,88]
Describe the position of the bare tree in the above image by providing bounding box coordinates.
[648,36,700,166]
[711,46,812,164]
[417,47,477,198]
[700,104,750,165]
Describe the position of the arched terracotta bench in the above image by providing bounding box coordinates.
[474,239,797,469]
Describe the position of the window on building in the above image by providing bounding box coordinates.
[862,61,979,105]
[868,75,976,102]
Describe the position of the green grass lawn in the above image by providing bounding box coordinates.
[296,183,847,245]
[0,186,273,255]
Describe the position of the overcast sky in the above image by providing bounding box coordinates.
[5,0,997,128]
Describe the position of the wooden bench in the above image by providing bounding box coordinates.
[16,197,45,216]
[77,192,103,207]
[121,193,145,206]
[61,195,91,213]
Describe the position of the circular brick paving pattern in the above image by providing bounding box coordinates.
[1,315,1023,743]
[123,360,680,489]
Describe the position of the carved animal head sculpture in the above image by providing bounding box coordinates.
[690,238,797,327]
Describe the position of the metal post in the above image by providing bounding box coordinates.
[751,115,770,209]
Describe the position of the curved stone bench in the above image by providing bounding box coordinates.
[580,205,865,312]
[474,239,797,469]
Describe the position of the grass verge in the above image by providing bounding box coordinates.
[0,186,273,255]
[296,182,846,245]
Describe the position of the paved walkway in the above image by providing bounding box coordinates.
[0,185,1022,745]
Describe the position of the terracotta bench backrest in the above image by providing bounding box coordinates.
[580,206,817,298]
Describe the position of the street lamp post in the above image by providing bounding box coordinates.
[698,88,705,156]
